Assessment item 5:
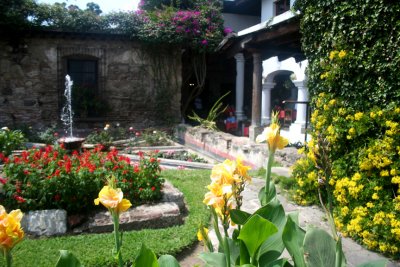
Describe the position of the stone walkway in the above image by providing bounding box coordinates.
[178,167,400,267]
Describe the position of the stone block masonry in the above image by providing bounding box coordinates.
[20,181,187,236]
[0,31,182,129]
[174,124,303,169]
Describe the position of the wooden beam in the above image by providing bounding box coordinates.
[254,21,300,43]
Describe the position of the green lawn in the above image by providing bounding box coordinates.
[8,169,211,267]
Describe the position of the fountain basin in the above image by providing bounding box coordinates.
[58,137,85,150]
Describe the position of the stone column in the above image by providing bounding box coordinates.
[293,80,309,125]
[261,82,275,125]
[234,53,246,121]
[249,52,263,141]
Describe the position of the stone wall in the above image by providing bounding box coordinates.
[175,124,303,169]
[0,32,182,130]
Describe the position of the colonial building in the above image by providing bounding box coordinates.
[220,0,309,143]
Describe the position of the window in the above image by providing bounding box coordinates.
[274,0,290,16]
[67,59,104,118]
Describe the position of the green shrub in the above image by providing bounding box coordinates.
[291,0,400,257]
[0,145,163,214]
[294,0,400,110]
[0,127,26,157]
[141,130,172,146]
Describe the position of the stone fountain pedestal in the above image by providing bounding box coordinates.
[58,137,85,150]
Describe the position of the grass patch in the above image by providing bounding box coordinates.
[9,169,211,267]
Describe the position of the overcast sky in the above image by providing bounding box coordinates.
[36,0,140,13]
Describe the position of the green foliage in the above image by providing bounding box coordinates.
[9,169,211,266]
[55,250,82,267]
[189,91,229,131]
[201,182,387,267]
[152,150,208,163]
[142,129,173,146]
[1,145,163,213]
[0,127,26,157]
[290,0,400,257]
[137,0,224,52]
[292,95,400,256]
[85,127,114,147]
[294,0,400,110]
[0,0,36,30]
[1,0,224,53]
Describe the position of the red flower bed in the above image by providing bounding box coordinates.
[0,145,163,214]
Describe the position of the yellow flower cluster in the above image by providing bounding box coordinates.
[329,50,346,60]
[292,92,400,256]
[0,206,24,251]
[203,158,251,218]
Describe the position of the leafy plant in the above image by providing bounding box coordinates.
[189,91,230,131]
[85,125,114,147]
[198,119,387,267]
[0,127,26,157]
[141,129,172,146]
[153,150,208,163]
[292,95,400,256]
[0,145,163,214]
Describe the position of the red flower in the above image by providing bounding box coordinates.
[151,186,156,191]
[134,165,140,173]
[138,151,144,158]
[14,195,26,203]
[0,177,7,184]
[54,194,61,202]
[54,169,61,177]
[139,187,143,191]
[65,160,72,173]
[23,169,30,175]
[150,158,156,163]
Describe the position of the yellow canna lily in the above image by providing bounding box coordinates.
[256,123,289,152]
[0,205,24,251]
[197,227,209,241]
[210,159,236,185]
[94,186,132,215]
[235,157,251,183]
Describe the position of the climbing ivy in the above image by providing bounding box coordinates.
[294,0,400,110]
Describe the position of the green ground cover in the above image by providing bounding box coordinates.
[6,169,211,267]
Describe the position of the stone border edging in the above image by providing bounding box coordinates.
[21,181,187,236]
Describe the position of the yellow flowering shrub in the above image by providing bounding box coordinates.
[291,93,400,257]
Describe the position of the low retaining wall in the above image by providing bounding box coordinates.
[175,124,268,169]
[20,181,186,236]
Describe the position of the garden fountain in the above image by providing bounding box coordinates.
[58,75,85,150]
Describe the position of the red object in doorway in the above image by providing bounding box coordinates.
[243,126,249,137]
[225,122,238,131]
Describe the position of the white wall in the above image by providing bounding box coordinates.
[222,13,261,32]
[261,0,274,22]
[261,0,296,22]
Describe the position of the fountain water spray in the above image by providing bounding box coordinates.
[61,75,74,138]
[59,75,85,149]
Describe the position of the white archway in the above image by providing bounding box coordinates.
[261,57,309,142]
